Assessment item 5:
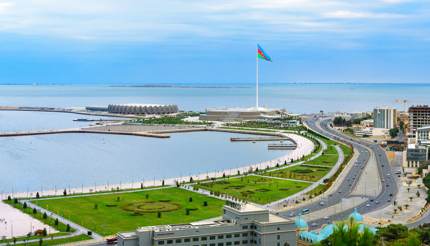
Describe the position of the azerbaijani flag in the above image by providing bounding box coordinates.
[257,44,272,62]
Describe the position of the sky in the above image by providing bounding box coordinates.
[0,0,429,84]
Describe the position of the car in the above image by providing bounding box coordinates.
[311,222,318,227]
[289,212,295,217]
[319,201,325,206]
[375,201,379,204]
[302,208,310,214]
[366,204,371,207]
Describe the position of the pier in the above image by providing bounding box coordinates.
[230,137,290,142]
[267,143,297,150]
[0,128,169,138]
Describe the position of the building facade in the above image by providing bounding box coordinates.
[406,144,429,168]
[107,104,178,115]
[373,107,397,129]
[117,204,297,246]
[409,105,430,137]
[199,108,284,122]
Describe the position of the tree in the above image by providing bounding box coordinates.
[318,218,376,245]
[377,224,408,241]
[42,228,47,236]
[189,197,193,202]
[157,211,161,218]
[162,180,165,186]
[32,208,37,214]
[23,202,27,209]
[43,212,48,219]
[389,128,400,139]
[36,192,40,199]
[203,201,208,206]
[63,189,67,196]
[54,218,59,226]
[66,224,71,232]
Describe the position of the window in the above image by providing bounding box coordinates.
[277,235,281,240]
[242,225,248,230]
[234,241,240,245]
[226,234,232,238]
[175,239,182,243]
[234,233,240,238]
[226,242,232,246]
[210,244,216,246]
[210,236,216,240]
[193,237,199,242]
[218,235,224,239]
[184,238,190,242]
[201,237,207,241]
[277,227,280,231]
[242,233,248,237]
[218,243,224,246]
[166,240,173,244]
[157,241,165,245]
[242,240,248,244]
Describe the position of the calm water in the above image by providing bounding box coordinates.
[0,131,286,193]
[0,83,429,113]
[0,111,122,132]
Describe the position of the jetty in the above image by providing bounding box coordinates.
[0,128,169,138]
[230,137,290,142]
[268,143,297,150]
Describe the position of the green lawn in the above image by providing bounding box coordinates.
[266,165,330,182]
[33,188,224,236]
[24,234,91,246]
[305,152,339,166]
[194,175,311,204]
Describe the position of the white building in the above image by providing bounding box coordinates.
[107,104,178,115]
[117,203,297,246]
[373,107,397,129]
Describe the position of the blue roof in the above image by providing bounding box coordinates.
[349,208,364,222]
[295,215,308,229]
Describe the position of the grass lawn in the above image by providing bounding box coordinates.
[194,175,311,204]
[305,153,339,166]
[33,188,224,236]
[266,165,330,182]
[24,234,91,246]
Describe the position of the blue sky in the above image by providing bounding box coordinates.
[0,0,429,84]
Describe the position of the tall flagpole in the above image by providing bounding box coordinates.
[256,48,259,109]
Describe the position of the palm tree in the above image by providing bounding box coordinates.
[318,218,376,245]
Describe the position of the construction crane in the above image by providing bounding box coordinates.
[395,99,408,112]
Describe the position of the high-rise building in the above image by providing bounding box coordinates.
[373,107,397,129]
[409,105,430,137]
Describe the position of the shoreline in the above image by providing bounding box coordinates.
[0,132,314,199]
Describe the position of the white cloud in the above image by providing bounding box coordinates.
[0,0,426,44]
[323,10,405,19]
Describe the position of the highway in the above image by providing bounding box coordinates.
[278,116,399,229]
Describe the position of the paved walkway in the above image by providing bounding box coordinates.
[0,201,56,239]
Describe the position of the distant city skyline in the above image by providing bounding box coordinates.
[0,0,429,84]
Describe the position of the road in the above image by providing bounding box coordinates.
[278,116,398,229]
